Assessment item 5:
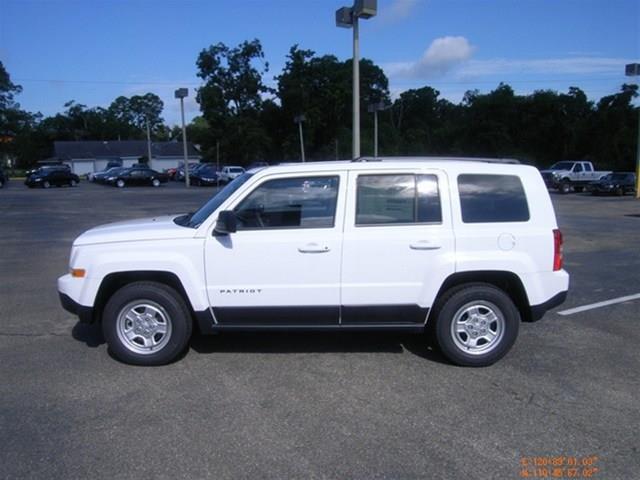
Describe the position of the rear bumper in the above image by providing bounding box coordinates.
[59,292,95,323]
[529,290,568,321]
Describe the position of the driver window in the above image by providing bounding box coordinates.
[573,164,583,173]
[234,176,339,230]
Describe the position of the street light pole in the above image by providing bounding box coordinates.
[352,16,360,159]
[174,88,190,188]
[625,63,640,199]
[336,0,377,160]
[368,101,387,158]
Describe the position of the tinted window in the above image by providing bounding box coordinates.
[458,174,529,223]
[235,176,339,230]
[356,174,441,225]
[573,163,583,173]
[583,163,593,172]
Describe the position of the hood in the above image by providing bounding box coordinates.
[540,168,568,174]
[73,215,195,246]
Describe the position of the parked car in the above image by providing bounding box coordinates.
[176,163,203,182]
[88,161,123,182]
[58,157,569,366]
[219,165,245,183]
[190,165,219,186]
[93,167,127,184]
[105,167,168,188]
[25,166,79,188]
[539,161,611,194]
[0,168,7,188]
[589,172,636,196]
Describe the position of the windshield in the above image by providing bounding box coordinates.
[549,162,575,170]
[183,172,254,228]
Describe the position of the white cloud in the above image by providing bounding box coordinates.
[379,0,420,23]
[385,36,475,79]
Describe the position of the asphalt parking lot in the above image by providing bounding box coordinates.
[1,180,639,479]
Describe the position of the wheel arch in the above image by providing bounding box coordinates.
[93,271,195,324]
[427,270,532,324]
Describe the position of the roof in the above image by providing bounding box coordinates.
[54,140,200,160]
[252,157,535,176]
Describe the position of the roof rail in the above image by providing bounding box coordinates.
[352,156,521,164]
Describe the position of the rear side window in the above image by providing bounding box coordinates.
[356,174,442,225]
[458,174,530,223]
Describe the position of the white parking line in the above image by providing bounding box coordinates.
[557,293,640,316]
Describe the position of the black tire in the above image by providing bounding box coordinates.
[615,187,624,196]
[70,179,78,187]
[43,181,51,189]
[432,283,520,367]
[0,180,3,188]
[116,179,125,188]
[102,282,193,366]
[152,178,161,187]
[559,181,571,194]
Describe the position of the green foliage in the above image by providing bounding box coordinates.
[1,47,638,172]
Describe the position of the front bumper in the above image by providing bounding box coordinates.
[58,273,96,323]
[59,292,95,323]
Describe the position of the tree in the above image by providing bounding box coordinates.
[196,39,272,163]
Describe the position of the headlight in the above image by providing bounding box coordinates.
[34,178,42,181]
[107,176,116,181]
[202,177,214,181]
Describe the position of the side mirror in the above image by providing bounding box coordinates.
[214,210,237,235]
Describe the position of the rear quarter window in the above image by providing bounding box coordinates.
[458,174,530,223]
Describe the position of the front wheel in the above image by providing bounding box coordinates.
[433,284,520,367]
[152,178,161,187]
[43,181,51,189]
[116,179,125,188]
[559,181,571,194]
[102,282,192,365]
[70,179,78,187]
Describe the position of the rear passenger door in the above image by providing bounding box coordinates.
[340,169,455,324]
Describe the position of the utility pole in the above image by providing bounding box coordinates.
[625,63,640,199]
[145,118,153,166]
[174,88,190,188]
[336,0,377,159]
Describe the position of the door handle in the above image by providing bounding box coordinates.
[298,243,330,253]
[409,240,441,250]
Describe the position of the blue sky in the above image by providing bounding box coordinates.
[1,0,638,125]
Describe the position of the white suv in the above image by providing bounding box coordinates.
[58,158,569,366]
[219,165,245,183]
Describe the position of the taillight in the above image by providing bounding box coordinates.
[553,229,563,271]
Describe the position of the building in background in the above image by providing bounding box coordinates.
[53,140,201,175]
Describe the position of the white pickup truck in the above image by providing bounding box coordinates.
[539,161,610,193]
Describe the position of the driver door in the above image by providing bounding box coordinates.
[204,172,346,325]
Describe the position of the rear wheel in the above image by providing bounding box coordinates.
[615,187,624,196]
[432,284,520,367]
[152,178,161,187]
[116,179,125,188]
[70,179,78,187]
[102,282,192,365]
[43,181,51,189]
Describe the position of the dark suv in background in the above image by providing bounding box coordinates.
[589,172,636,196]
[25,166,80,188]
